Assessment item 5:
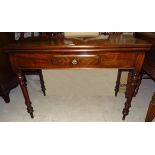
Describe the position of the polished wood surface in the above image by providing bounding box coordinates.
[6,35,151,50]
[4,34,152,119]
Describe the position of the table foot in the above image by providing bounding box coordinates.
[122,101,131,120]
[26,101,34,118]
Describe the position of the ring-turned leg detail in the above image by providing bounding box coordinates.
[122,70,139,120]
[17,70,34,118]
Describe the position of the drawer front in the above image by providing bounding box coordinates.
[14,53,100,69]
[12,52,137,69]
[51,55,99,67]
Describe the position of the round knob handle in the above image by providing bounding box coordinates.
[72,59,78,65]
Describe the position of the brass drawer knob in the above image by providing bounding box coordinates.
[71,59,78,65]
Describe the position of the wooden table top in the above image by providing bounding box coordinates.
[4,35,152,52]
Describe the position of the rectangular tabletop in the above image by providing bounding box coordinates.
[4,35,152,52]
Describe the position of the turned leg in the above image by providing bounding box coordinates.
[122,70,139,120]
[17,70,34,118]
[125,71,143,98]
[38,70,46,96]
[115,69,122,96]
[145,92,155,122]
[134,71,143,97]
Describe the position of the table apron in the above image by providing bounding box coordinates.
[9,51,142,70]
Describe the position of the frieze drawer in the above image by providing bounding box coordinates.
[14,53,100,69]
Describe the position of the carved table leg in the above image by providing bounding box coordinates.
[145,92,155,122]
[17,70,34,118]
[122,70,139,120]
[115,69,122,96]
[125,71,143,99]
[38,70,46,96]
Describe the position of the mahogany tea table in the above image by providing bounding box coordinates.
[3,35,152,120]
